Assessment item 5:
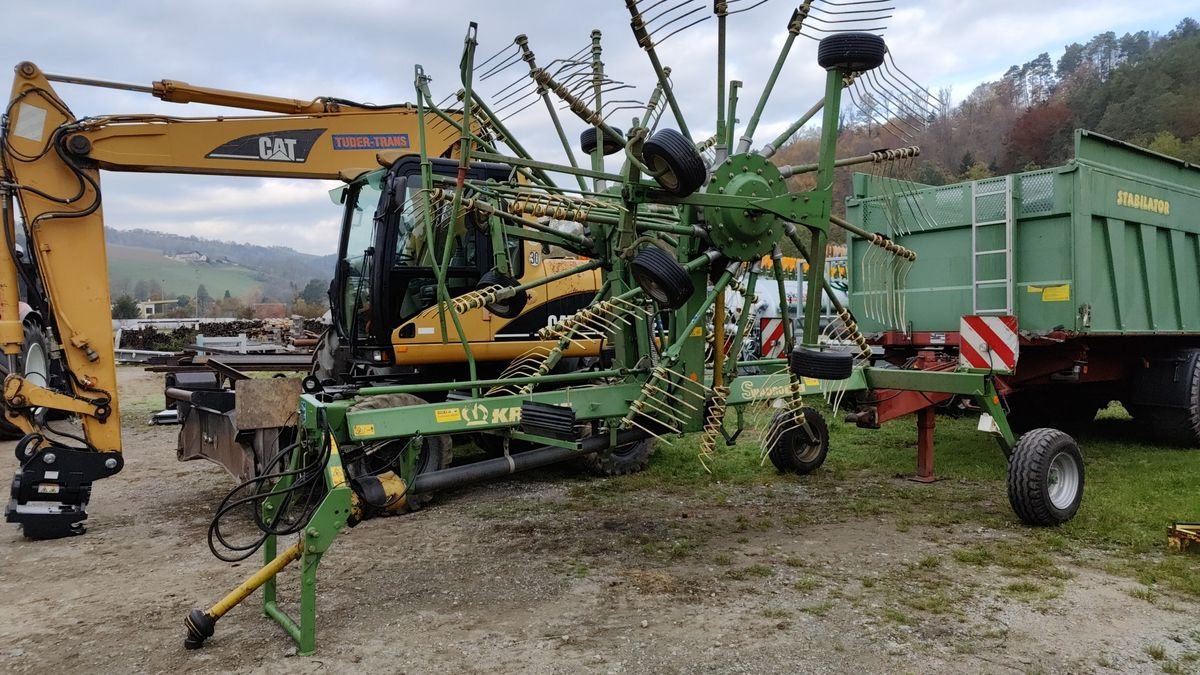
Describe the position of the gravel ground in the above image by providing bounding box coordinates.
[0,368,1195,674]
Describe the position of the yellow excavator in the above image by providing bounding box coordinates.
[1,62,599,539]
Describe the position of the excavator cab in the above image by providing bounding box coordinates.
[321,156,597,390]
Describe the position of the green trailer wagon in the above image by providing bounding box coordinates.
[846,129,1200,458]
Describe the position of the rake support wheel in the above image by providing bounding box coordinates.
[817,32,887,73]
[477,270,528,319]
[630,247,694,309]
[789,346,854,381]
[641,128,707,197]
[581,126,625,156]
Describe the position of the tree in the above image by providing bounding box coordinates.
[223,289,232,300]
[112,295,140,319]
[196,284,212,317]
[177,294,191,308]
[133,279,151,301]
[300,278,327,306]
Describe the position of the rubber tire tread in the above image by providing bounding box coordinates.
[630,247,694,309]
[817,32,887,72]
[789,346,853,381]
[767,407,829,475]
[477,270,528,319]
[1131,356,1200,446]
[1006,428,1084,526]
[642,128,707,197]
[348,393,452,512]
[0,323,51,440]
[580,127,624,156]
[582,437,655,476]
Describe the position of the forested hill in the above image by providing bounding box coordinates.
[104,227,335,289]
[773,17,1200,245]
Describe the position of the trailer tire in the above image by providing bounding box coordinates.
[641,128,707,197]
[767,407,829,475]
[789,345,853,381]
[477,270,528,319]
[581,436,655,476]
[580,126,625,156]
[349,393,452,512]
[1007,428,1083,526]
[0,322,54,440]
[1131,354,1200,446]
[817,32,887,72]
[631,246,694,309]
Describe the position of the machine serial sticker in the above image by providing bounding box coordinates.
[37,484,60,494]
[1042,284,1070,302]
[352,423,376,437]
[435,408,462,423]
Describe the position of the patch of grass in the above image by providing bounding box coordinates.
[952,541,1073,581]
[901,590,957,614]
[1000,580,1062,603]
[916,555,942,569]
[1126,586,1158,604]
[1146,643,1167,661]
[880,607,916,625]
[792,577,821,593]
[761,608,791,619]
[800,601,835,616]
[725,564,773,580]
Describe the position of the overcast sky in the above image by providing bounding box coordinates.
[4,0,1194,255]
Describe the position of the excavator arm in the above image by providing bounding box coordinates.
[1,61,463,539]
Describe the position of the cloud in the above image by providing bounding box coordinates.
[6,0,1196,255]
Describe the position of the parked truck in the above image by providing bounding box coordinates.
[845,129,1200,454]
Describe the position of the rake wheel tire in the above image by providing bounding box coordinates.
[817,32,887,73]
[768,407,829,475]
[1007,428,1084,526]
[349,393,452,513]
[630,247,694,309]
[789,346,853,381]
[582,437,655,476]
[580,126,624,156]
[477,270,528,319]
[642,128,707,197]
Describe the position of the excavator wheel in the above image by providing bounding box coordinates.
[348,393,452,513]
[0,322,54,440]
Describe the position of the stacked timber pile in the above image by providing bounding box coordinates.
[118,318,325,352]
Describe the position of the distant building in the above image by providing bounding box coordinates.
[169,250,209,262]
[137,300,179,317]
[252,303,288,319]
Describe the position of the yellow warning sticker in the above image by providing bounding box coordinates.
[1042,284,1070,302]
[435,408,462,423]
[691,327,704,337]
[352,423,376,438]
[328,466,345,486]
[803,378,821,387]
[1026,286,1042,293]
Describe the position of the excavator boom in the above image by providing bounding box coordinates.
[1,61,463,539]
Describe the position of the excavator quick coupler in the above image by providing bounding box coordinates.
[5,436,123,539]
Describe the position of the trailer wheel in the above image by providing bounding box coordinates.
[477,270,529,319]
[817,32,887,72]
[1007,428,1083,526]
[631,247,694,309]
[580,126,625,156]
[767,407,829,475]
[789,345,853,381]
[1132,354,1200,446]
[641,128,707,197]
[582,436,656,476]
[0,322,54,440]
[349,393,452,512]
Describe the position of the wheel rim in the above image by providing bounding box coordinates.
[1046,451,1080,510]
[24,340,48,389]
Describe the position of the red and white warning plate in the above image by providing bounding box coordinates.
[760,318,785,358]
[958,315,1018,373]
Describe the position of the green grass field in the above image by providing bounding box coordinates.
[107,244,265,299]
[571,401,1200,599]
